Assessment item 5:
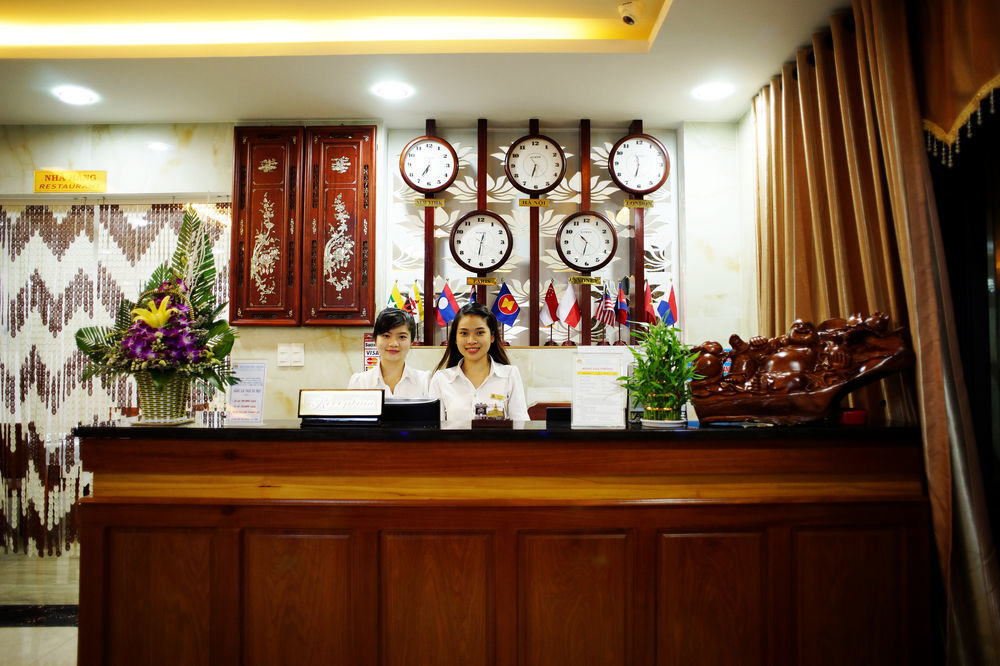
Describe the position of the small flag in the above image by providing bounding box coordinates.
[556,283,581,328]
[436,283,460,326]
[490,282,520,327]
[596,285,616,325]
[539,281,559,327]
[616,282,629,324]
[468,285,477,304]
[389,282,406,310]
[665,283,678,325]
[412,281,423,322]
[643,281,657,323]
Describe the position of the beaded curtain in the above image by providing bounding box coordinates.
[0,202,231,555]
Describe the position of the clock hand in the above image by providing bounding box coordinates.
[531,162,537,176]
[421,163,431,177]
[633,156,640,177]
[478,232,486,255]
[581,236,589,255]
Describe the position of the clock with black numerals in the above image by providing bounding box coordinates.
[608,132,670,195]
[504,134,566,196]
[399,135,459,194]
[555,211,618,272]
[449,210,513,274]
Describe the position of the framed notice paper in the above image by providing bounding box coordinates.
[227,360,267,424]
[571,348,628,429]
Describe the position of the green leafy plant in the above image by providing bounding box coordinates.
[75,208,239,394]
[617,321,701,420]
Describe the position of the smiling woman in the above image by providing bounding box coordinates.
[429,303,529,422]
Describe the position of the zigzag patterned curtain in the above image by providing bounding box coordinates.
[1,202,231,555]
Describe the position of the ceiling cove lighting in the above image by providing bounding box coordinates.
[690,81,735,101]
[147,142,171,151]
[371,81,414,100]
[52,85,100,105]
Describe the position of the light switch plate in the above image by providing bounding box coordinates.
[277,343,305,367]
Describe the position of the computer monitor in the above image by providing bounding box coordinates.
[382,398,441,429]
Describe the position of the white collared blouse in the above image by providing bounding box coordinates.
[347,362,431,399]
[428,358,530,422]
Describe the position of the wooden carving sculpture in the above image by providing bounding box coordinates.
[689,313,914,425]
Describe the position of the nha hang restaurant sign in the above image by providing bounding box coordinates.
[34,170,107,193]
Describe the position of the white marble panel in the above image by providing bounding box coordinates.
[0,123,233,196]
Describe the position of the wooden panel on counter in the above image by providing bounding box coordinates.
[76,425,930,666]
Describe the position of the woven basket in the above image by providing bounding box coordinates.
[135,372,191,424]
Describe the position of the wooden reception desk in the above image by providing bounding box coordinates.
[76,422,930,666]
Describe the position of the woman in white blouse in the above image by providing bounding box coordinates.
[348,308,430,398]
[428,303,529,422]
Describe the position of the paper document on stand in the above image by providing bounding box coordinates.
[227,360,267,424]
[571,349,627,429]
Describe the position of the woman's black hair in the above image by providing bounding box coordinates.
[374,307,416,339]
[435,302,511,371]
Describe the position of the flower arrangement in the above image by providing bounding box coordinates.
[76,208,238,395]
[617,320,701,421]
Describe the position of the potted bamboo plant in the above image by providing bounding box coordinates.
[617,320,701,427]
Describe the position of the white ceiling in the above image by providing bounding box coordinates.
[0,0,847,129]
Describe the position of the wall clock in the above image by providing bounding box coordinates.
[608,133,670,195]
[555,211,618,272]
[504,134,566,196]
[399,135,459,194]
[449,210,513,274]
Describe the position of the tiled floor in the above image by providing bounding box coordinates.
[0,551,79,666]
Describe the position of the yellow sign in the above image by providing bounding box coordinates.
[518,199,550,207]
[415,198,444,207]
[624,199,653,208]
[570,276,603,286]
[34,170,107,193]
[467,277,498,286]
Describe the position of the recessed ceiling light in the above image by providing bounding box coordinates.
[147,142,171,151]
[51,84,100,105]
[690,82,735,101]
[371,81,414,100]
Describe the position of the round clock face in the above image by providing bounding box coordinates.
[555,211,618,272]
[504,134,566,195]
[399,136,458,194]
[449,210,513,274]
[608,133,670,195]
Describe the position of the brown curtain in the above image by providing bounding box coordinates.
[751,0,1000,662]
[910,0,1000,163]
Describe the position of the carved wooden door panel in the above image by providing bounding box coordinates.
[230,127,303,325]
[302,126,375,326]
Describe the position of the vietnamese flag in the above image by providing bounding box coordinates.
[490,282,520,326]
[643,281,657,323]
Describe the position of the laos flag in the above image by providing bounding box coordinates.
[490,282,520,326]
[436,282,460,326]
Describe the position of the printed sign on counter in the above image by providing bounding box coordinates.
[571,348,628,429]
[227,360,267,424]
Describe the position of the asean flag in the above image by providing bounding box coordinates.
[490,282,520,326]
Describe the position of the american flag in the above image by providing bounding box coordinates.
[596,285,616,325]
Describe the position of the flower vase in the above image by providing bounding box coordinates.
[135,372,193,425]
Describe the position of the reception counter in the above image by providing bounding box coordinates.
[76,421,930,666]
